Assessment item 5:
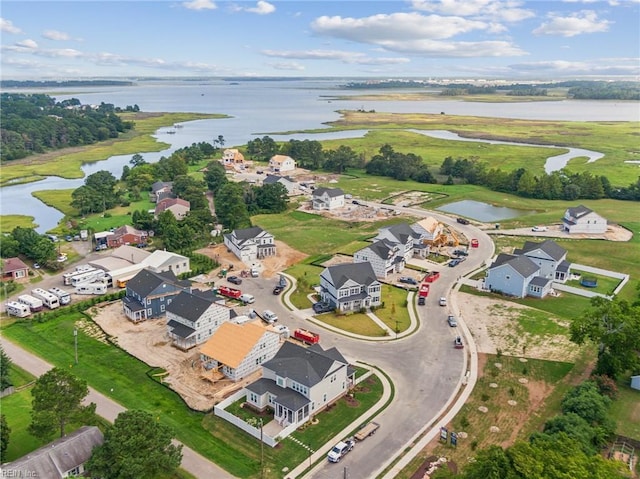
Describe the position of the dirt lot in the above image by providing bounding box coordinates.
[484,223,633,242]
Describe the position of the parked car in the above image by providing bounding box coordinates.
[448,259,461,268]
[454,336,464,349]
[227,276,242,285]
[456,217,470,225]
[447,315,458,327]
[439,297,447,307]
[532,226,548,232]
[417,296,426,306]
[327,438,355,463]
[453,249,468,256]
[262,310,278,323]
[313,301,333,314]
[33,263,41,269]
[273,285,284,295]
[399,276,418,285]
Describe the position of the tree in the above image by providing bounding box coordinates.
[87,409,182,479]
[204,161,228,195]
[29,367,96,441]
[0,346,12,391]
[570,297,640,378]
[0,414,10,462]
[460,445,515,479]
[214,182,250,230]
[129,153,146,167]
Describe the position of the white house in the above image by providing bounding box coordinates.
[374,223,416,263]
[269,154,296,173]
[199,321,280,381]
[514,240,569,281]
[166,290,233,350]
[262,174,299,195]
[223,226,277,262]
[222,148,245,166]
[562,205,607,234]
[320,262,382,312]
[353,240,404,279]
[244,342,355,429]
[312,187,345,210]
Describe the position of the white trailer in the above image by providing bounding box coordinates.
[75,282,108,295]
[63,265,96,285]
[6,301,31,318]
[17,294,44,312]
[70,269,105,287]
[48,287,71,305]
[32,288,60,309]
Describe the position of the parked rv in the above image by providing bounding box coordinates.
[6,301,31,318]
[31,288,60,309]
[75,282,108,295]
[48,287,71,305]
[17,294,44,312]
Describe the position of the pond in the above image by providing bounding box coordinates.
[436,200,532,222]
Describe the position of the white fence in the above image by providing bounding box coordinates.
[567,263,630,297]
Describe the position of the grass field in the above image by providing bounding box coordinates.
[0,215,37,233]
[609,375,640,440]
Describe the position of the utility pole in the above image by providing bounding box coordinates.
[260,419,264,479]
[74,328,78,364]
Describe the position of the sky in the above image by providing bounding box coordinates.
[1,0,639,80]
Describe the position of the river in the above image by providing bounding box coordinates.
[1,79,638,232]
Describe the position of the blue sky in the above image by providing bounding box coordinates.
[1,0,639,79]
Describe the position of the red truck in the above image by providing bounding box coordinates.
[217,285,242,299]
[471,238,479,248]
[418,283,430,298]
[424,271,440,283]
[293,328,320,344]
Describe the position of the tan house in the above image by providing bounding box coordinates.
[412,217,443,242]
[222,148,245,166]
[269,155,296,173]
[200,321,280,381]
[2,257,30,281]
[155,197,190,220]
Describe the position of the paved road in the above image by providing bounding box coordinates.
[0,332,235,478]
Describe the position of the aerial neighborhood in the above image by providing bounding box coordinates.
[1,80,638,479]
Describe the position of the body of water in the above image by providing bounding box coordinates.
[1,79,638,232]
[436,200,532,222]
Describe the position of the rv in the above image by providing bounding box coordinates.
[70,269,105,287]
[63,265,96,285]
[48,287,71,305]
[6,301,31,318]
[17,294,44,312]
[31,288,60,309]
[75,282,108,295]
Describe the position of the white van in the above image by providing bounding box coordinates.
[262,310,278,324]
[240,293,255,304]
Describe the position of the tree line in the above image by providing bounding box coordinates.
[0,93,135,161]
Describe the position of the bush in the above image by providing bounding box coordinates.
[590,374,619,400]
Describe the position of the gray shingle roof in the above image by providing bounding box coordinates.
[519,240,567,261]
[383,223,414,244]
[567,204,593,218]
[324,262,378,289]
[167,319,196,339]
[166,290,218,323]
[2,426,103,479]
[529,276,551,287]
[231,226,265,241]
[262,341,347,388]
[313,187,344,198]
[245,378,311,411]
[504,256,540,278]
[362,240,393,260]
[126,268,182,297]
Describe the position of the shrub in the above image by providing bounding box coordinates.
[590,374,619,400]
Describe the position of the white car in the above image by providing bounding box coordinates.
[439,297,447,307]
[262,310,278,323]
[532,226,548,232]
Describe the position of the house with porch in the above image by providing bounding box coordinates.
[166,290,234,350]
[485,254,548,298]
[353,240,404,279]
[1,426,103,479]
[200,321,280,381]
[514,239,569,281]
[122,268,190,322]
[268,154,296,173]
[223,226,276,262]
[2,257,29,281]
[312,187,345,210]
[319,262,382,312]
[562,205,607,234]
[244,341,355,430]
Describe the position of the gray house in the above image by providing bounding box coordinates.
[562,205,607,234]
[485,253,542,298]
[353,240,404,279]
[2,426,103,478]
[244,342,355,430]
[515,240,568,280]
[320,262,382,312]
[374,223,418,263]
[223,226,277,262]
[122,268,190,322]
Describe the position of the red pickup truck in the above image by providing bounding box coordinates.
[418,283,430,298]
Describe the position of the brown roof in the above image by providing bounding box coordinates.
[155,197,191,213]
[200,321,271,368]
[3,257,29,273]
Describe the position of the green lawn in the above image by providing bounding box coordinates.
[374,285,412,333]
[0,215,38,233]
[609,376,640,440]
[1,387,46,462]
[317,312,388,337]
[9,363,35,387]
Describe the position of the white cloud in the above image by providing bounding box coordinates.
[245,1,276,15]
[533,10,612,37]
[509,58,640,76]
[410,0,534,22]
[182,0,216,11]
[40,48,83,58]
[261,49,411,65]
[1,18,22,34]
[267,61,305,71]
[16,39,38,49]
[42,30,70,41]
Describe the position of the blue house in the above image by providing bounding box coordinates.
[485,254,541,298]
[514,240,569,281]
[122,268,190,322]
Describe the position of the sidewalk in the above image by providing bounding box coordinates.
[0,337,236,479]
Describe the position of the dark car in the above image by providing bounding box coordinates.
[399,276,418,285]
[447,315,458,327]
[448,259,461,267]
[417,296,426,306]
[456,217,470,225]
[227,276,242,285]
[313,301,333,314]
[453,249,469,256]
[273,285,284,295]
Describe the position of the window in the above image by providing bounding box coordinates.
[276,376,284,387]
[160,297,165,302]
[146,298,151,305]
[160,305,165,312]
[147,308,152,316]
